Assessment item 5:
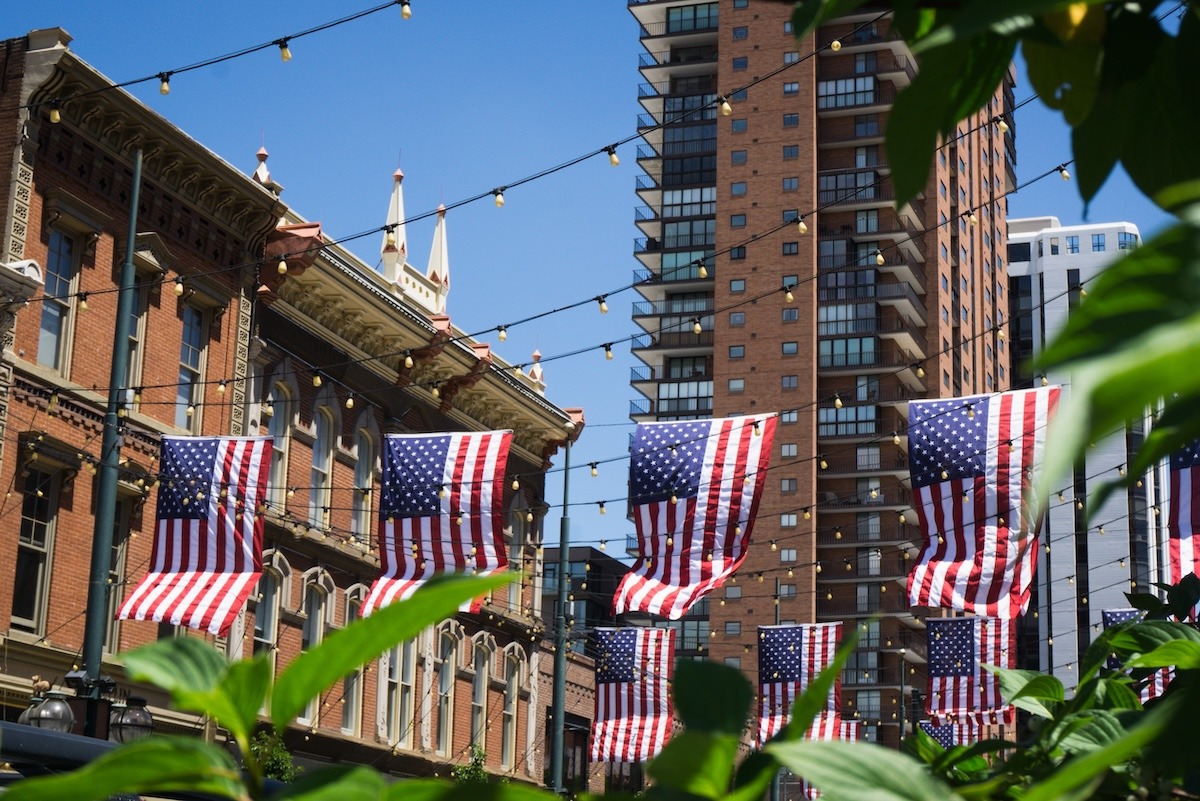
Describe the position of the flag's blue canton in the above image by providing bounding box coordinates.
[380,435,451,518]
[157,437,218,520]
[910,394,990,489]
[928,619,975,678]
[631,421,708,504]
[1103,609,1143,669]
[594,629,638,683]
[759,626,806,682]
[920,721,956,749]
[1170,440,1200,471]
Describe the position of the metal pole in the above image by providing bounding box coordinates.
[81,148,142,736]
[549,424,573,794]
[898,648,906,747]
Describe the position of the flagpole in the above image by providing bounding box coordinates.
[550,420,575,795]
[80,147,143,735]
[898,647,906,745]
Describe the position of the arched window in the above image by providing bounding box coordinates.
[299,568,335,724]
[435,628,457,754]
[266,382,293,512]
[310,406,334,527]
[341,585,368,735]
[253,551,291,680]
[471,641,490,747]
[352,426,375,542]
[501,651,522,769]
[386,637,416,750]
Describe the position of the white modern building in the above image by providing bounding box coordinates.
[1006,216,1167,687]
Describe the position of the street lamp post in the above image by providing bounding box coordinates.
[898,648,907,745]
[549,420,575,795]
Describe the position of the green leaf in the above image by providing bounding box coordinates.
[1022,37,1101,125]
[220,655,274,744]
[671,659,752,735]
[788,0,871,42]
[1165,573,1200,620]
[268,765,385,800]
[647,731,740,799]
[984,665,1063,718]
[384,779,559,801]
[272,572,513,730]
[1056,710,1129,755]
[911,0,1104,53]
[1125,640,1200,670]
[2,736,247,801]
[1107,620,1200,657]
[768,740,962,801]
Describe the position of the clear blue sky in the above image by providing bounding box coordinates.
[7,2,1174,557]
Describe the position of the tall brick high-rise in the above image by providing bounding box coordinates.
[628,0,1015,747]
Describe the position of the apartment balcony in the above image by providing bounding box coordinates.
[634,205,661,238]
[635,232,715,254]
[815,594,915,618]
[632,330,715,355]
[817,279,926,323]
[818,315,927,358]
[824,382,920,409]
[816,343,924,382]
[634,171,661,209]
[811,451,909,478]
[635,19,720,47]
[632,264,713,291]
[637,47,718,84]
[895,629,929,663]
[628,394,714,425]
[819,52,916,88]
[815,521,916,548]
[817,175,895,211]
[816,83,897,117]
[818,121,885,149]
[817,19,908,56]
[814,484,913,513]
[815,552,909,583]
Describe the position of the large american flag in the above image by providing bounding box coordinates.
[907,387,1060,619]
[926,617,1014,725]
[758,623,842,746]
[919,719,981,748]
[613,415,776,620]
[1102,609,1172,701]
[1169,441,1200,586]
[590,627,675,762]
[118,436,271,636]
[362,431,511,615]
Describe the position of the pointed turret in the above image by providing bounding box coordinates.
[252,146,283,195]
[527,349,545,394]
[381,168,408,283]
[425,204,450,314]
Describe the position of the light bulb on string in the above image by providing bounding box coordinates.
[79,293,89,311]
[697,259,708,279]
[604,344,613,361]
[493,188,505,207]
[719,96,732,116]
[590,462,598,478]
[605,145,620,167]
[797,215,808,235]
[497,326,507,342]
[995,116,1009,133]
[277,257,288,275]
[312,373,322,388]
[174,277,185,297]
[512,477,520,491]
[400,1,412,19]
[597,296,609,314]
[48,101,61,124]
[403,352,414,369]
[345,394,354,410]
[784,285,794,303]
[217,380,227,395]
[158,73,171,95]
[875,249,885,266]
[1059,164,1070,181]
[692,318,703,335]
[830,39,842,51]
[277,40,292,62]
[834,393,842,409]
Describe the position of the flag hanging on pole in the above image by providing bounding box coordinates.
[926,617,1014,725]
[362,431,512,615]
[1168,442,1200,586]
[118,436,271,636]
[1101,608,1173,701]
[919,719,981,748]
[613,414,776,620]
[590,627,675,762]
[758,623,842,746]
[907,387,1060,618]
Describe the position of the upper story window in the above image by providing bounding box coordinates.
[1092,233,1106,252]
[732,26,748,39]
[266,382,294,512]
[104,499,133,654]
[667,3,718,33]
[783,82,799,95]
[386,638,417,750]
[501,651,522,770]
[175,305,208,431]
[471,641,490,747]
[341,586,366,735]
[124,278,150,409]
[732,56,748,71]
[39,230,79,373]
[299,569,334,723]
[784,51,799,64]
[12,470,59,635]
[352,427,375,543]
[310,405,335,527]
[1119,231,1138,250]
[435,628,458,754]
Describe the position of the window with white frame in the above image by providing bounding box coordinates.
[310,406,334,527]
[175,304,207,431]
[471,642,490,747]
[386,639,416,749]
[341,587,366,734]
[501,652,521,769]
[435,629,457,753]
[253,552,289,666]
[352,427,375,542]
[38,230,78,373]
[104,499,133,653]
[266,382,293,512]
[299,571,333,724]
[124,277,149,409]
[11,470,58,634]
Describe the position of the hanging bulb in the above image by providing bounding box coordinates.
[803,508,811,520]
[186,404,195,418]
[916,364,925,379]
[869,487,878,499]
[820,456,828,470]
[385,228,397,248]
[670,492,678,505]
[312,373,322,388]
[797,216,808,235]
[404,353,414,369]
[493,188,505,207]
[606,146,620,167]
[78,293,89,311]
[1059,165,1070,181]
[217,380,227,395]
[830,39,842,51]
[1041,374,1049,387]
[698,261,709,279]
[967,404,975,419]
[941,468,949,480]
[996,117,1009,133]
[278,40,292,62]
[834,393,843,409]
[400,1,412,19]
[604,344,613,361]
[526,510,534,523]
[892,431,901,446]
[598,296,609,314]
[600,540,607,551]
[48,102,62,124]
[835,528,842,539]
[898,512,906,524]
[174,277,185,297]
[431,383,441,398]
[512,477,520,491]
[345,394,355,410]
[968,211,978,226]
[816,562,823,573]
[497,326,507,342]
[785,286,795,303]
[590,462,598,477]
[692,318,702,335]
[158,73,171,95]
[770,540,778,552]
[598,501,606,515]
[875,249,885,266]
[719,96,732,116]
[277,257,288,276]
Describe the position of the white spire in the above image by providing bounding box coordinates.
[426,204,450,313]
[381,168,407,283]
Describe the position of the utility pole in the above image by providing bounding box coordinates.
[549,420,575,794]
[79,148,142,736]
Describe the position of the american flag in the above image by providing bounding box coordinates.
[590,627,675,762]
[919,719,980,748]
[362,431,511,615]
[797,715,861,800]
[907,387,1060,619]
[926,617,1014,725]
[118,436,271,636]
[758,623,842,746]
[1169,442,1200,586]
[613,415,776,620]
[1101,609,1172,701]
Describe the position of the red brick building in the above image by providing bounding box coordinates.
[0,27,589,786]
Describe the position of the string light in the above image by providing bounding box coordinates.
[796,215,808,235]
[597,296,609,314]
[344,394,354,410]
[719,96,732,116]
[217,380,226,394]
[48,101,61,124]
[604,344,614,361]
[598,501,606,515]
[589,462,598,477]
[403,352,414,369]
[277,257,288,275]
[312,373,323,388]
[968,211,978,226]
[833,393,842,409]
[605,145,620,167]
[875,249,885,266]
[1059,164,1070,181]
[696,259,709,279]
[277,39,292,62]
[830,39,842,51]
[173,277,185,297]
[692,318,703,335]
[400,1,412,19]
[492,188,505,207]
[784,285,795,303]
[78,293,89,311]
[994,115,1009,133]
[158,72,171,95]
[512,477,520,491]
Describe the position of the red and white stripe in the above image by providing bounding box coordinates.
[118,437,270,636]
[1169,455,1200,587]
[908,387,1059,619]
[928,617,1015,726]
[363,431,511,615]
[591,628,675,763]
[614,415,776,620]
[758,622,842,746]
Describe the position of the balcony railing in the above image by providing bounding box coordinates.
[638,139,717,159]
[816,523,915,547]
[633,265,716,285]
[638,50,718,69]
[817,282,926,313]
[812,452,910,475]
[820,53,916,83]
[632,298,715,317]
[631,365,654,382]
[816,594,915,617]
[817,348,922,371]
[636,173,660,191]
[818,316,927,354]
[635,233,716,252]
[818,182,895,207]
[824,384,921,405]
[814,485,913,511]
[638,80,673,98]
[817,84,896,111]
[638,20,720,38]
[632,331,715,350]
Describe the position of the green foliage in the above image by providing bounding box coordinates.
[250,730,302,784]
[450,746,489,785]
